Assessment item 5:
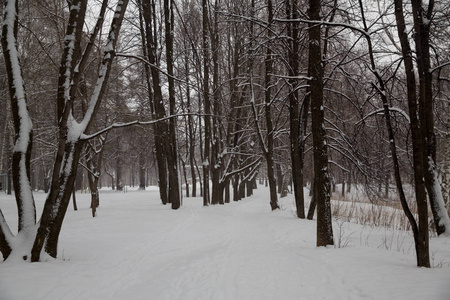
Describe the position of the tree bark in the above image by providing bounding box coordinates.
[140,0,169,205]
[211,0,222,205]
[410,0,449,236]
[309,0,334,246]
[1,0,36,237]
[31,0,129,261]
[202,0,211,206]
[259,0,279,210]
[286,0,305,218]
[164,0,181,209]
[393,0,430,266]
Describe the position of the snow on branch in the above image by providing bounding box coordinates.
[2,0,33,154]
[72,0,129,141]
[357,107,410,125]
[328,160,350,173]
[220,157,262,184]
[80,113,198,141]
[0,209,14,244]
[431,61,450,74]
[2,0,36,233]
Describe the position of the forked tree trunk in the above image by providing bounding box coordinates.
[31,0,128,262]
[410,0,450,236]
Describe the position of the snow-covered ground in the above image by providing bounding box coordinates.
[0,185,449,300]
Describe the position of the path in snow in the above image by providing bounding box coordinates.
[0,186,449,300]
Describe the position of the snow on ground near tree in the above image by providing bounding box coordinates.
[0,186,449,300]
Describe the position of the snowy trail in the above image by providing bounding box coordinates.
[0,187,449,300]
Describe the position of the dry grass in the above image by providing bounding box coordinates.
[330,189,435,234]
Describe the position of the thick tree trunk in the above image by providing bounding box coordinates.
[116,156,123,191]
[309,0,333,247]
[141,0,170,205]
[1,0,35,259]
[224,178,231,203]
[1,0,36,237]
[164,0,181,209]
[31,0,128,262]
[211,0,222,206]
[410,0,449,236]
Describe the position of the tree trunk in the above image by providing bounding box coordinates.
[224,178,230,203]
[307,181,316,220]
[211,0,222,206]
[309,0,334,246]
[202,0,212,207]
[1,0,36,237]
[164,0,181,210]
[140,0,170,205]
[181,34,197,199]
[116,155,123,191]
[139,154,146,190]
[30,0,129,262]
[233,174,240,201]
[72,184,78,211]
[179,159,188,197]
[410,0,450,236]
[379,0,428,266]
[286,0,305,218]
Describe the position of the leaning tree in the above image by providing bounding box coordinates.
[0,0,129,262]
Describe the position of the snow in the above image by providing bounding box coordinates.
[4,0,33,154]
[3,0,36,233]
[0,186,449,300]
[429,157,450,235]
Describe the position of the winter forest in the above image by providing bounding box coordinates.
[0,0,450,298]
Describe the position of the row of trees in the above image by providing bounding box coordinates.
[0,0,449,267]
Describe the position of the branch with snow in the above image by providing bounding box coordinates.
[357,107,411,125]
[80,113,198,141]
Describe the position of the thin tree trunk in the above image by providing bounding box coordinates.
[307,181,316,220]
[72,183,78,211]
[211,0,222,205]
[382,0,428,266]
[286,0,305,218]
[263,0,278,210]
[183,40,197,197]
[202,0,211,207]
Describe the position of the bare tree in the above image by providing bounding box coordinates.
[0,0,129,262]
[309,0,334,246]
